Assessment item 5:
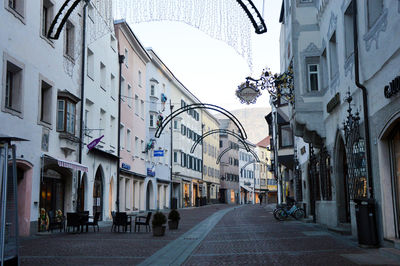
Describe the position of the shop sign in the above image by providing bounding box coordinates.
[121,163,131,170]
[236,82,261,104]
[326,93,340,113]
[154,150,164,157]
[87,135,104,150]
[147,168,155,177]
[384,75,400,98]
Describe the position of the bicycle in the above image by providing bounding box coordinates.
[273,200,305,221]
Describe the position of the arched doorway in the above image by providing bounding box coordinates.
[93,167,104,220]
[146,180,154,210]
[15,161,33,236]
[389,125,400,237]
[336,136,350,223]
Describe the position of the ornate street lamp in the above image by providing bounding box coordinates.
[236,62,294,204]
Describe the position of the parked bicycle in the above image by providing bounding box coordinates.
[273,197,305,221]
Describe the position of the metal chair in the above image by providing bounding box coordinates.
[112,212,131,232]
[134,212,152,232]
[86,212,100,232]
[66,213,80,233]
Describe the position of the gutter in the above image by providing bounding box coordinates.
[77,0,89,212]
[353,0,374,199]
[116,51,125,212]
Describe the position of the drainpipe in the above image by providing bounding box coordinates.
[116,53,125,213]
[353,0,374,199]
[170,100,174,209]
[77,0,90,212]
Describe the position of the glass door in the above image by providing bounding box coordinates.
[390,128,400,237]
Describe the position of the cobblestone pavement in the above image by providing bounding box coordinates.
[183,204,400,266]
[19,204,230,266]
[20,204,400,265]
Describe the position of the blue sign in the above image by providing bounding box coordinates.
[153,150,164,157]
[147,168,155,177]
[121,163,131,170]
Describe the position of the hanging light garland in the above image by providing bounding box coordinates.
[113,0,253,71]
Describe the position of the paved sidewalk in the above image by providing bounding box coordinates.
[19,204,230,265]
[183,205,400,266]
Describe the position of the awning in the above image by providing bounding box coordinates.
[44,154,88,172]
[240,185,253,193]
[156,178,171,184]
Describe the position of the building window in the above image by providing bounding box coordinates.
[150,85,155,96]
[110,73,116,99]
[7,0,25,18]
[307,63,319,92]
[174,120,178,129]
[181,100,186,108]
[134,95,139,115]
[119,124,124,149]
[279,124,294,148]
[127,84,132,107]
[220,140,223,148]
[138,71,142,87]
[321,49,328,90]
[140,100,144,119]
[87,48,94,79]
[99,109,106,138]
[329,32,338,79]
[64,21,75,60]
[149,114,154,127]
[134,137,139,156]
[110,116,116,148]
[57,98,76,134]
[367,0,383,29]
[110,35,116,52]
[41,0,53,38]
[39,77,53,125]
[126,129,131,152]
[344,1,354,59]
[173,151,178,163]
[140,140,144,156]
[124,48,128,67]
[4,60,23,114]
[100,62,106,90]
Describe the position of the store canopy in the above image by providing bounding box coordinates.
[43,154,88,173]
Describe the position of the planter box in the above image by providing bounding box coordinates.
[168,220,179,230]
[153,225,166,236]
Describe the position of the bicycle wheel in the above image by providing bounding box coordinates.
[276,208,288,221]
[293,208,305,220]
[273,208,281,221]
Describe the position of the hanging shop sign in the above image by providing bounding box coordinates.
[87,135,104,150]
[384,75,400,98]
[326,92,340,113]
[236,82,261,104]
[153,150,164,157]
[121,163,131,170]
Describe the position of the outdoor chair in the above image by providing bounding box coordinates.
[66,213,80,233]
[86,212,100,232]
[78,211,89,232]
[112,212,131,232]
[134,212,152,232]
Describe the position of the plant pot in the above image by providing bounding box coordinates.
[168,220,179,230]
[153,225,166,236]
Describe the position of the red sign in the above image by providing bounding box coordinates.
[87,135,104,150]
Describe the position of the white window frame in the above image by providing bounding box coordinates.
[2,55,24,118]
[38,74,54,127]
[307,63,319,92]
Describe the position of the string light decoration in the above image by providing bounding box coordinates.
[113,0,254,70]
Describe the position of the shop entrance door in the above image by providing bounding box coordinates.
[93,168,103,220]
[40,175,64,218]
[390,127,400,237]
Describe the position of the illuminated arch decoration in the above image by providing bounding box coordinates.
[155,103,247,140]
[191,129,250,155]
[236,0,267,34]
[47,0,82,39]
[240,160,267,171]
[216,143,260,165]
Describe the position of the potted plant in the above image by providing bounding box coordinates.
[152,211,167,236]
[168,209,180,230]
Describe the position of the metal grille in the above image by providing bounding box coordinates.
[343,94,367,199]
[319,146,332,200]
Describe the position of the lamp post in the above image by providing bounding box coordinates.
[236,63,293,205]
[170,100,174,209]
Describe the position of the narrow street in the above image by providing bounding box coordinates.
[20,204,400,265]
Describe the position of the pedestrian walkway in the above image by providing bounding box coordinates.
[183,205,400,265]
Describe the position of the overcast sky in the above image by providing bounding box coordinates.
[122,0,282,111]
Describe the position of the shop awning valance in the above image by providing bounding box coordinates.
[43,154,88,173]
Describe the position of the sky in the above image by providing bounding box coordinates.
[123,0,282,111]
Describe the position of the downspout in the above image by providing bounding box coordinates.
[116,52,125,213]
[353,0,374,199]
[78,0,89,212]
[170,100,174,209]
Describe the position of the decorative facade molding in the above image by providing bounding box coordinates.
[363,8,388,51]
[300,42,321,95]
[329,72,340,95]
[316,0,330,24]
